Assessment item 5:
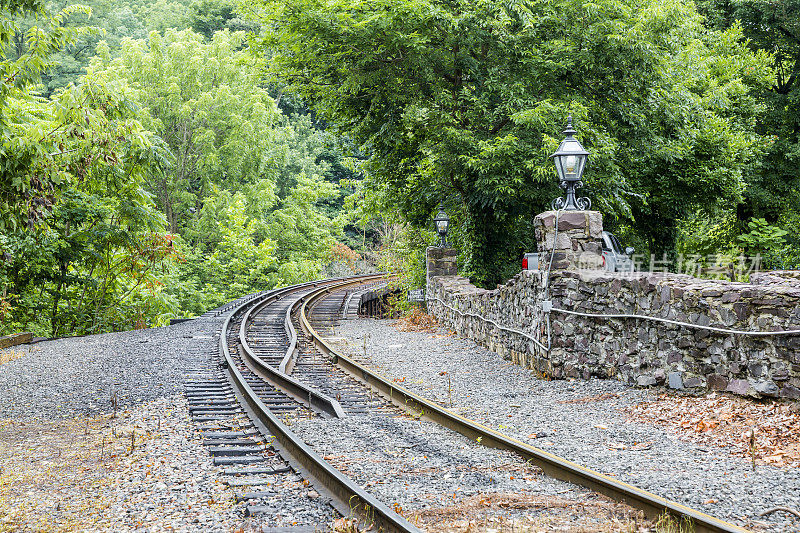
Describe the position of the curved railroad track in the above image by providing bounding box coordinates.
[187,275,753,533]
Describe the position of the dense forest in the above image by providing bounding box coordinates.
[1,0,798,336]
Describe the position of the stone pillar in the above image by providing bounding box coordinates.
[426,246,458,284]
[534,210,604,271]
[425,247,457,311]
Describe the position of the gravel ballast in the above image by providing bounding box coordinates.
[0,309,334,531]
[0,393,244,532]
[291,412,646,530]
[0,318,220,420]
[333,317,800,532]
[4,298,797,531]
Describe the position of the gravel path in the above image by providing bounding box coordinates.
[334,317,800,533]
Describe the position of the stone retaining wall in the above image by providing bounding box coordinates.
[427,272,549,373]
[428,271,800,399]
[0,332,32,349]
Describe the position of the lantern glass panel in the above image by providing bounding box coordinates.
[555,154,586,182]
[565,155,578,177]
[436,219,448,234]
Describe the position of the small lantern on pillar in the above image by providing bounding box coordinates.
[550,115,591,211]
[433,203,450,247]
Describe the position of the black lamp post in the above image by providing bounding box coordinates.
[433,203,450,247]
[550,115,591,211]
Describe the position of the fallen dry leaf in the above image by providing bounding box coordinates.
[395,309,439,332]
[626,392,800,468]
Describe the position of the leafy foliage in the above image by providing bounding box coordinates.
[696,0,800,267]
[2,0,797,336]
[737,217,789,268]
[373,220,435,298]
[253,0,771,285]
[88,28,348,313]
[91,29,280,231]
[1,3,350,335]
[7,0,261,97]
[1,1,179,335]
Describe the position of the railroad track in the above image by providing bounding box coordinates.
[187,275,752,533]
[185,275,416,531]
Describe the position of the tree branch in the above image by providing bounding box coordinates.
[776,25,800,46]
[489,116,511,135]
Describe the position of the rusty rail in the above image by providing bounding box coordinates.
[220,274,420,533]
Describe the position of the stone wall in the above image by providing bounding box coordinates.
[427,272,550,374]
[751,270,800,286]
[426,211,800,399]
[428,270,800,399]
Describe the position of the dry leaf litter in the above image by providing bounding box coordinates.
[626,392,800,468]
[0,394,246,532]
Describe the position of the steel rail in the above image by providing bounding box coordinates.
[279,278,385,370]
[280,299,300,374]
[342,291,357,320]
[300,285,752,533]
[219,275,421,533]
[239,286,346,418]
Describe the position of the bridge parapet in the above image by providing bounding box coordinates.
[427,259,800,400]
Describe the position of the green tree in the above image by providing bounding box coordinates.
[1,0,178,335]
[696,0,800,266]
[7,0,160,97]
[262,172,341,283]
[737,217,789,267]
[90,28,352,313]
[90,28,284,233]
[1,3,161,232]
[163,170,341,313]
[203,191,278,299]
[252,0,771,285]
[188,0,236,40]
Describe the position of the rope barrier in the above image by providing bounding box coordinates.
[426,296,549,352]
[549,307,800,336]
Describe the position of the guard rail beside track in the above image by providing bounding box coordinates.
[219,274,420,533]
